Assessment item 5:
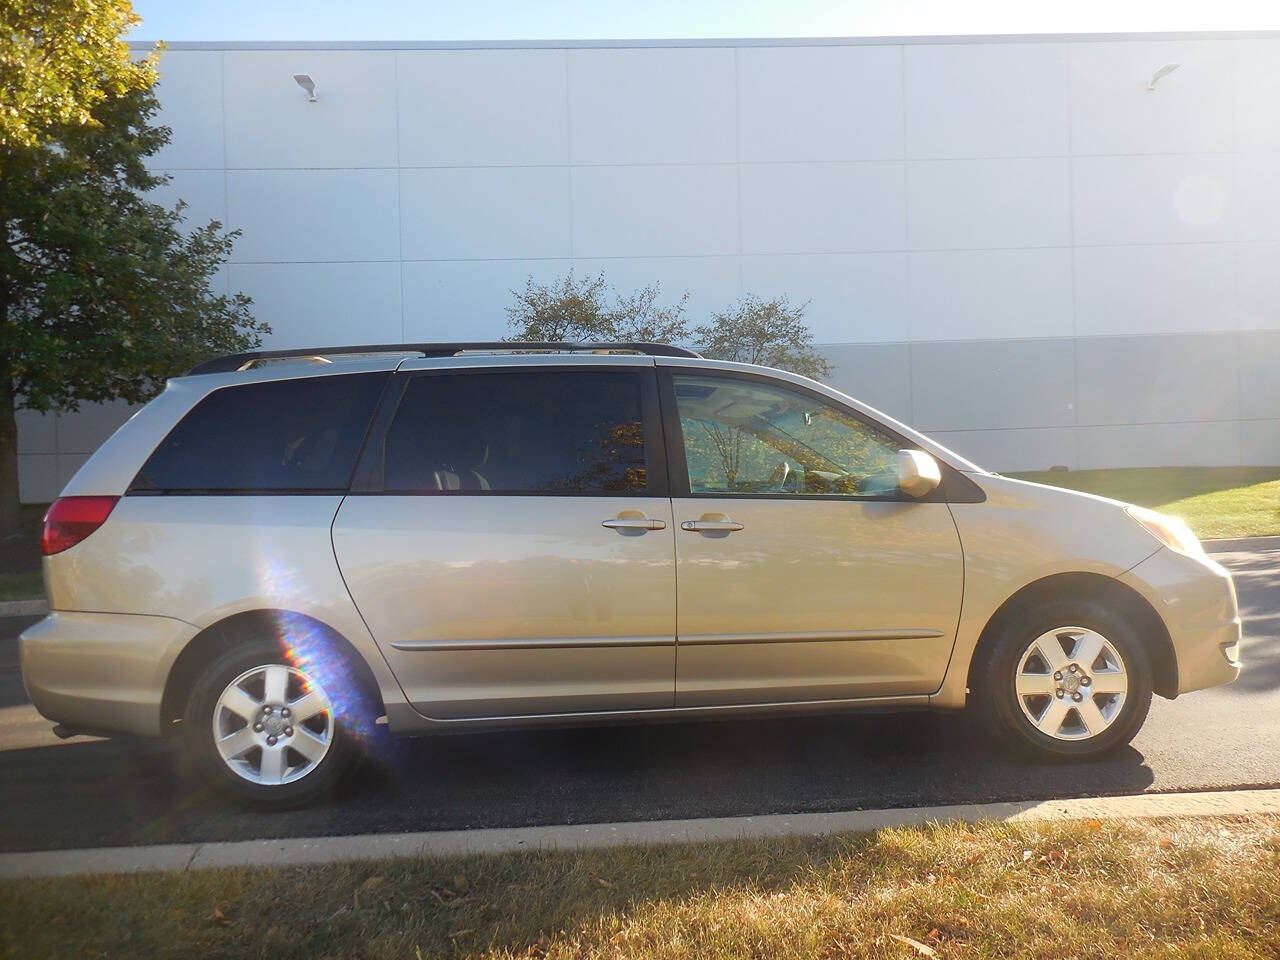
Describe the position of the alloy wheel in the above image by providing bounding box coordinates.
[211,663,334,784]
[1014,626,1129,741]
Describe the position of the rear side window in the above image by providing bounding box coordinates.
[381,370,650,495]
[131,373,387,493]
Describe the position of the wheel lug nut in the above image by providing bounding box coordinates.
[1053,672,1063,681]
[267,735,278,746]
[281,708,290,719]
[253,722,263,732]
[1055,689,1064,698]
[1069,664,1078,673]
[1072,692,1082,702]
[1081,676,1091,686]
[284,727,293,737]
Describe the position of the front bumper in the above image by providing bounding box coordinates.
[1119,547,1242,696]
[19,612,199,738]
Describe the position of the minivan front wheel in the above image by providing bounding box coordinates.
[185,641,358,808]
[974,598,1153,758]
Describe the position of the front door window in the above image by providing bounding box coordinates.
[672,373,903,497]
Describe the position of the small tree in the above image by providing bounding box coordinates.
[694,295,831,380]
[506,278,833,381]
[0,0,266,535]
[505,272,690,345]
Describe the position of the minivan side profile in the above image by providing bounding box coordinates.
[20,342,1243,807]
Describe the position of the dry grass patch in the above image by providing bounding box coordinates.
[3,816,1279,959]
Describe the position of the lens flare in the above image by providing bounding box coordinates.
[252,549,381,747]
[270,609,379,744]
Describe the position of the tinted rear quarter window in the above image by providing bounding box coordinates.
[382,370,650,494]
[131,373,388,493]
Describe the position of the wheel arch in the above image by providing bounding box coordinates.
[160,609,386,735]
[966,572,1178,700]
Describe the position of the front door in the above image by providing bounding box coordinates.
[662,367,965,706]
[332,363,676,719]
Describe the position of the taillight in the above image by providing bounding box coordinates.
[40,497,120,555]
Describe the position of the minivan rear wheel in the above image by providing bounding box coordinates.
[973,597,1154,758]
[184,639,359,808]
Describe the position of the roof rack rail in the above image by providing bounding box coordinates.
[185,341,702,375]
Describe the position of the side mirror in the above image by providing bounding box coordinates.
[898,449,941,498]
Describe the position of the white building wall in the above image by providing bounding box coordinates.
[19,33,1280,500]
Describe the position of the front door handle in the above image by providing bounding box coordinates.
[602,516,666,531]
[680,519,745,533]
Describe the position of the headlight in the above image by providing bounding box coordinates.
[1125,505,1205,558]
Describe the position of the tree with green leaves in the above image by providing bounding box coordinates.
[694,295,831,380]
[0,0,266,535]
[505,275,831,383]
[0,1,153,150]
[505,271,690,345]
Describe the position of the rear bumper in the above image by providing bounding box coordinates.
[1119,548,1242,696]
[19,612,198,738]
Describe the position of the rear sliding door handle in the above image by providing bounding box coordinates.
[602,516,667,531]
[680,519,745,533]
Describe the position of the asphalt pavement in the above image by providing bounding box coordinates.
[1,548,1276,854]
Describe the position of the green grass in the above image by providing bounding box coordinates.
[3,817,1278,959]
[1010,467,1280,540]
[0,570,43,602]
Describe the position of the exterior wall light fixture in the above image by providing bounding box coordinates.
[293,74,317,102]
[1147,64,1180,92]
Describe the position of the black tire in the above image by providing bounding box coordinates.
[971,595,1153,759]
[184,634,363,809]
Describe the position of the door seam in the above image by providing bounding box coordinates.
[328,495,416,710]
[932,501,968,702]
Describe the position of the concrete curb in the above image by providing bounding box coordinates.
[0,598,47,617]
[1204,535,1280,553]
[3,787,1279,879]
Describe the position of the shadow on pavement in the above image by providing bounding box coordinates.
[0,709,1157,853]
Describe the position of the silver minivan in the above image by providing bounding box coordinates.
[21,342,1242,808]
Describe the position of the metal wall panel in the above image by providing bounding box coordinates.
[28,35,1280,501]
